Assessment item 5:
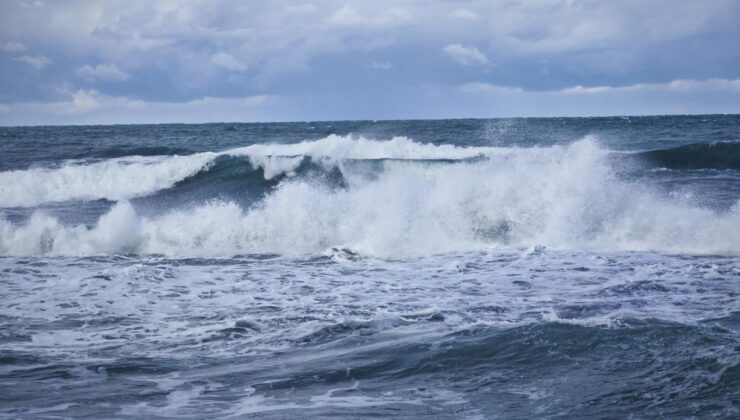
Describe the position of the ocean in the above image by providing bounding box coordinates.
[1,115,739,418]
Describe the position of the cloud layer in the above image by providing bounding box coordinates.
[0,0,739,124]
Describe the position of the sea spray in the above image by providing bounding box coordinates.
[2,136,739,257]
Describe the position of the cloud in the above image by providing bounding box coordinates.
[0,104,9,113]
[19,1,45,8]
[370,60,392,70]
[13,54,51,69]
[328,6,364,26]
[450,78,740,118]
[0,41,27,52]
[450,8,476,20]
[1,75,740,125]
[71,89,100,111]
[0,1,738,123]
[0,90,274,125]
[561,78,740,94]
[210,52,247,71]
[461,78,740,96]
[75,63,130,82]
[285,3,317,14]
[443,44,488,65]
[458,82,524,94]
[327,5,410,27]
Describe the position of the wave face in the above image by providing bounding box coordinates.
[638,141,740,170]
[0,153,216,207]
[1,135,739,257]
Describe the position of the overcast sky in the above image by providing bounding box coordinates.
[1,0,739,125]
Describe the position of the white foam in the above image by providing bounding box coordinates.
[227,134,497,161]
[229,134,505,180]
[247,155,304,180]
[0,135,502,207]
[0,153,216,207]
[2,137,740,257]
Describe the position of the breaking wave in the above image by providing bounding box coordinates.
[0,135,493,208]
[1,135,739,257]
[0,153,217,207]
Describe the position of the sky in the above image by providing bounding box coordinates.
[1,0,739,125]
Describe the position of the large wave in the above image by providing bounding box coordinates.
[0,135,495,207]
[4,134,738,209]
[1,136,739,257]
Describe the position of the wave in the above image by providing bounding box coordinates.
[638,141,740,170]
[2,137,740,257]
[5,133,736,210]
[0,153,217,207]
[0,135,495,208]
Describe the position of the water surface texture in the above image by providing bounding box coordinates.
[1,116,739,418]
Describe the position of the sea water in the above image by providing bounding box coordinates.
[1,116,739,418]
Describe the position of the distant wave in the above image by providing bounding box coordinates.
[2,136,740,257]
[75,146,194,160]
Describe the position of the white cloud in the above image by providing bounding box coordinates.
[443,44,488,65]
[450,8,476,20]
[328,6,362,26]
[71,89,100,111]
[370,60,392,70]
[458,82,523,94]
[561,78,740,94]
[327,5,410,27]
[461,78,740,96]
[2,75,740,125]
[0,1,734,87]
[0,91,275,125]
[210,52,247,71]
[0,1,736,73]
[19,0,45,8]
[285,3,317,14]
[0,41,27,53]
[13,54,51,69]
[0,1,738,123]
[75,63,130,82]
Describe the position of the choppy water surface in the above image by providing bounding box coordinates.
[1,116,739,418]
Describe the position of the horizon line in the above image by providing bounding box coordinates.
[1,112,738,129]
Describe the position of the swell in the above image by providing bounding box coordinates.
[280,319,740,417]
[637,141,740,170]
[74,146,194,160]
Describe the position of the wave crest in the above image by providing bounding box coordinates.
[2,137,739,257]
[0,153,216,207]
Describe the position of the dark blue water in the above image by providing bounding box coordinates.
[1,116,739,418]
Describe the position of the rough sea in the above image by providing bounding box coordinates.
[1,116,739,418]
